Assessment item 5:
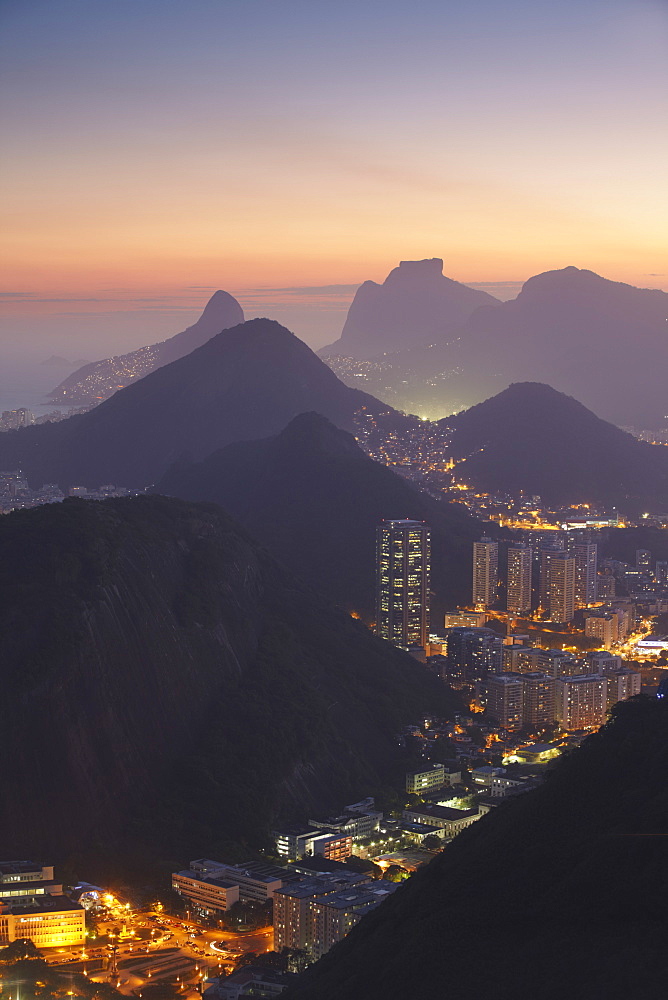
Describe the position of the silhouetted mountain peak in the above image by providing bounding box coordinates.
[272,411,361,458]
[386,258,445,283]
[442,382,668,509]
[320,258,498,359]
[197,288,245,324]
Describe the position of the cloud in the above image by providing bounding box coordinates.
[0,291,33,298]
[239,284,360,297]
[645,273,665,277]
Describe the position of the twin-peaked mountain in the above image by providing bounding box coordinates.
[156,412,483,619]
[0,319,399,489]
[441,382,668,511]
[0,494,456,878]
[324,264,668,428]
[320,258,498,359]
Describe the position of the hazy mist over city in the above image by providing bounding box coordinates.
[1,2,668,998]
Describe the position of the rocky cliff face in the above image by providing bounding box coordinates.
[0,496,453,878]
[320,259,498,359]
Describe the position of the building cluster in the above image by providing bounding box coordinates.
[0,861,85,948]
[172,853,398,968]
[0,470,130,514]
[438,626,641,731]
[0,405,93,432]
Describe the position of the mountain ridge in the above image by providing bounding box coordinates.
[0,318,402,490]
[48,289,244,405]
[155,411,484,619]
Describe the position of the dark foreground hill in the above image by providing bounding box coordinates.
[320,258,497,359]
[48,290,244,405]
[441,382,668,511]
[284,695,668,1000]
[0,495,454,881]
[156,412,483,620]
[0,319,398,490]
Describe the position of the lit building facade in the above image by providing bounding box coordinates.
[0,862,85,949]
[507,544,532,616]
[521,672,555,731]
[485,673,523,730]
[472,537,498,609]
[376,520,430,649]
[547,554,576,623]
[571,542,598,607]
[406,763,446,794]
[555,674,607,730]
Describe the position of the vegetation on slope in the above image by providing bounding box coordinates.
[0,495,456,882]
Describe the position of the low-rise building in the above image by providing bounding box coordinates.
[0,896,85,949]
[405,763,446,794]
[402,805,483,837]
[172,868,240,917]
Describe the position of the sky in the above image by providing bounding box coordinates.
[1,0,667,361]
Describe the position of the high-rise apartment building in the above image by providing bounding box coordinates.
[485,674,523,730]
[584,612,618,650]
[376,520,430,649]
[472,537,498,609]
[555,674,607,730]
[655,561,668,585]
[571,542,598,607]
[444,627,503,686]
[521,672,555,731]
[636,549,652,574]
[507,544,532,616]
[539,544,566,610]
[547,554,576,623]
[605,668,641,710]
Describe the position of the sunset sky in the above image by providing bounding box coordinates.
[1,0,667,355]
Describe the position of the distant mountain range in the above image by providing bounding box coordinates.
[320,258,498,359]
[156,411,484,620]
[0,318,398,489]
[48,289,244,405]
[0,495,455,877]
[284,696,668,1000]
[322,264,668,429]
[441,382,668,511]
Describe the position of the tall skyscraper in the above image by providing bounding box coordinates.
[547,554,576,623]
[539,544,566,611]
[376,520,431,649]
[571,542,598,607]
[507,544,532,616]
[472,537,498,609]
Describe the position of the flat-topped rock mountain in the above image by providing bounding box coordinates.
[156,411,483,619]
[0,318,401,489]
[48,289,244,405]
[320,258,498,359]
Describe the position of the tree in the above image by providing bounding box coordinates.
[0,939,42,962]
[423,835,442,851]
